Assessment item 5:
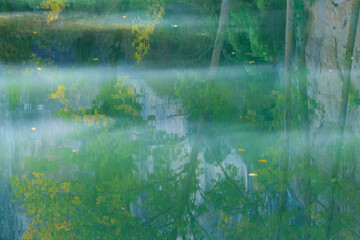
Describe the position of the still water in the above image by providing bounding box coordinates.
[1,0,360,239]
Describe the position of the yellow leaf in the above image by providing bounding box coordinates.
[61,182,71,193]
[32,172,43,178]
[72,196,81,205]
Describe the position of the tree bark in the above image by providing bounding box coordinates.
[209,0,232,77]
[275,0,294,239]
[326,0,360,239]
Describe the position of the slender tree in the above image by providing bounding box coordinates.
[326,0,360,238]
[274,0,294,239]
[209,0,232,77]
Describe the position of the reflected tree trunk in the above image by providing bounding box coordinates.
[169,1,233,237]
[296,1,311,239]
[209,0,232,77]
[169,116,204,240]
[275,0,294,239]
[326,0,360,238]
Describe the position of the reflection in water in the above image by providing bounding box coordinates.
[1,0,360,239]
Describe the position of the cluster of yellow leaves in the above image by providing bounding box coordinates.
[74,107,114,127]
[72,196,81,205]
[11,171,139,239]
[32,172,44,178]
[50,84,67,104]
[50,78,139,127]
[218,210,231,225]
[216,210,233,238]
[132,0,164,63]
[61,182,71,193]
[50,76,140,127]
[10,174,78,240]
[11,169,138,239]
[50,85,115,128]
[112,77,138,116]
[39,0,69,23]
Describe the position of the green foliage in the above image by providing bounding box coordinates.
[348,84,360,109]
[93,76,142,118]
[10,75,210,239]
[6,81,22,111]
[226,0,286,62]
[256,0,286,10]
[0,27,32,63]
[174,75,240,122]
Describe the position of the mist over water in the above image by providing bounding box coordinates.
[1,0,360,239]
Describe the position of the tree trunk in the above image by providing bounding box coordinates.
[275,0,294,239]
[170,1,233,237]
[296,1,311,239]
[326,0,360,238]
[169,116,204,240]
[209,0,232,77]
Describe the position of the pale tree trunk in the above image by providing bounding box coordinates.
[275,0,294,239]
[326,0,360,238]
[209,0,232,77]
